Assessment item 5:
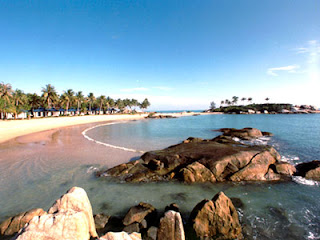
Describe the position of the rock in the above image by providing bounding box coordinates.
[178,161,216,183]
[100,231,142,240]
[146,226,158,240]
[190,192,242,240]
[123,222,140,233]
[216,127,263,140]
[275,162,296,176]
[165,203,180,213]
[157,210,185,240]
[123,202,156,226]
[305,167,320,181]
[0,208,46,236]
[230,198,244,209]
[94,213,110,230]
[295,160,320,180]
[102,128,291,183]
[14,187,98,240]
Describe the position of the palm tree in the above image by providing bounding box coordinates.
[232,96,239,105]
[265,97,270,103]
[220,100,225,107]
[241,97,246,105]
[106,97,115,113]
[27,93,41,116]
[140,98,150,111]
[0,82,13,119]
[97,95,106,114]
[75,91,84,114]
[61,89,75,115]
[87,93,95,114]
[248,97,253,104]
[12,89,26,107]
[41,84,58,109]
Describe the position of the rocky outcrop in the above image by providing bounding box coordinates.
[14,187,98,240]
[295,160,320,180]
[157,210,185,240]
[189,192,242,240]
[0,208,46,237]
[100,128,294,183]
[100,231,142,240]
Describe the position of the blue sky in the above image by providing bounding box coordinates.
[0,0,319,110]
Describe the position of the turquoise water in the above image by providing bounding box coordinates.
[0,114,319,239]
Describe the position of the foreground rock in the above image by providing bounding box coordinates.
[100,128,295,183]
[190,192,242,239]
[100,231,141,240]
[14,187,98,240]
[157,210,185,240]
[0,208,46,237]
[295,160,320,181]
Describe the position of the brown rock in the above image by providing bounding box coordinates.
[100,232,142,240]
[94,213,110,230]
[275,163,296,176]
[123,223,140,233]
[146,226,158,240]
[190,192,242,240]
[295,160,320,179]
[216,127,263,140]
[179,162,216,183]
[305,167,320,181]
[157,210,185,240]
[0,208,46,236]
[123,202,156,226]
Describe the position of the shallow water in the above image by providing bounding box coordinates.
[0,114,319,239]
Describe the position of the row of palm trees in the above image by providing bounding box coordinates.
[220,96,270,107]
[0,82,151,119]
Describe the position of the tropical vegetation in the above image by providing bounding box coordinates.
[0,82,151,120]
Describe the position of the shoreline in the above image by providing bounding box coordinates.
[0,112,219,144]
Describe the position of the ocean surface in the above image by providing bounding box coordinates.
[0,114,319,239]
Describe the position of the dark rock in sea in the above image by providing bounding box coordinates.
[295,160,320,180]
[230,197,245,209]
[123,202,157,227]
[146,114,177,119]
[214,127,264,140]
[94,213,110,230]
[165,203,180,213]
[189,191,243,239]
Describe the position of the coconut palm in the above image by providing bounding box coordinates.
[0,82,13,119]
[41,84,58,109]
[27,93,41,113]
[232,96,239,105]
[241,97,246,105]
[140,98,150,111]
[61,89,75,115]
[75,91,84,114]
[220,100,225,107]
[248,97,253,104]
[12,89,26,107]
[265,97,270,103]
[87,93,95,113]
[97,95,106,114]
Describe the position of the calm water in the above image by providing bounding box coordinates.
[0,114,319,239]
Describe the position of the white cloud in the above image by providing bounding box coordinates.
[120,87,149,92]
[267,65,300,76]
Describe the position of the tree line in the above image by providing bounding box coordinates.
[0,82,151,119]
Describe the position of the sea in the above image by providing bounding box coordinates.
[0,113,319,239]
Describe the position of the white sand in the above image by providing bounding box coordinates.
[0,114,148,143]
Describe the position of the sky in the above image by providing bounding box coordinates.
[0,0,319,110]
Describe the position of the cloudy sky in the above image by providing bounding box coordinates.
[0,0,319,110]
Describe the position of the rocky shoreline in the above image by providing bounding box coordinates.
[97,128,319,183]
[0,187,244,240]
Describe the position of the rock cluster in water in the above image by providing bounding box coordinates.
[0,187,243,240]
[98,128,303,183]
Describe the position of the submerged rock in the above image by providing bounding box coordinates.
[102,128,294,183]
[189,192,242,240]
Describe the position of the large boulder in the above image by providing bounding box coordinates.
[0,208,46,237]
[189,192,242,240]
[102,127,291,183]
[14,187,98,240]
[157,210,185,240]
[100,232,141,240]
